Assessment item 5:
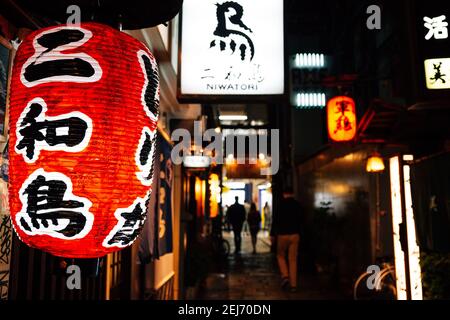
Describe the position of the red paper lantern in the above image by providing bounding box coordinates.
[327,96,357,142]
[8,23,160,258]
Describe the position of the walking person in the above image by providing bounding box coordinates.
[227,196,246,255]
[263,202,271,232]
[273,190,303,292]
[247,203,262,254]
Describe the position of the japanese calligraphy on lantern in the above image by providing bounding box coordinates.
[424,58,450,89]
[20,26,102,87]
[17,169,94,240]
[8,23,160,258]
[103,193,150,248]
[179,0,284,100]
[327,96,357,142]
[15,98,93,163]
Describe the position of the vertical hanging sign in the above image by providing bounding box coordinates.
[157,136,173,257]
[417,0,450,92]
[179,0,285,102]
[327,96,357,143]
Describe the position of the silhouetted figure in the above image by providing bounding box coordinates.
[247,203,262,254]
[273,191,302,292]
[227,196,246,254]
[263,202,271,231]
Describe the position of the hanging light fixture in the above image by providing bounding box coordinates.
[8,23,160,258]
[366,153,385,173]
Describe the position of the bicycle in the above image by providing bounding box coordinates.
[353,261,397,300]
[211,232,231,259]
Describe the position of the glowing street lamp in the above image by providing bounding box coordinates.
[366,153,385,173]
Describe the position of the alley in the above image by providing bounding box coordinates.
[197,233,348,300]
[1,0,449,303]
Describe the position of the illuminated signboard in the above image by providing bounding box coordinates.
[183,155,211,168]
[209,173,220,218]
[389,157,408,300]
[416,0,450,93]
[424,57,450,89]
[389,156,424,300]
[294,92,326,109]
[423,15,448,40]
[179,0,284,101]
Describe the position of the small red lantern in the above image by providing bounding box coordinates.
[327,96,357,142]
[8,23,160,258]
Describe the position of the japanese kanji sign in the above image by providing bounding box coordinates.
[424,58,450,89]
[179,0,284,101]
[157,135,173,257]
[8,23,160,258]
[417,0,450,93]
[424,15,448,40]
[327,96,357,143]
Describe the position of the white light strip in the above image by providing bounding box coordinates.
[295,53,326,68]
[403,155,414,161]
[403,158,423,300]
[219,115,248,121]
[224,182,246,189]
[295,93,326,108]
[389,156,408,300]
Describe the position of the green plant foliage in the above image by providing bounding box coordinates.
[420,251,450,300]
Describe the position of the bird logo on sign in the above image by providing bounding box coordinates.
[210,1,255,61]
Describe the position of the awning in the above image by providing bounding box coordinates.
[357,99,450,145]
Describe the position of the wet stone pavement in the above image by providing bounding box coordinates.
[197,232,348,300]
